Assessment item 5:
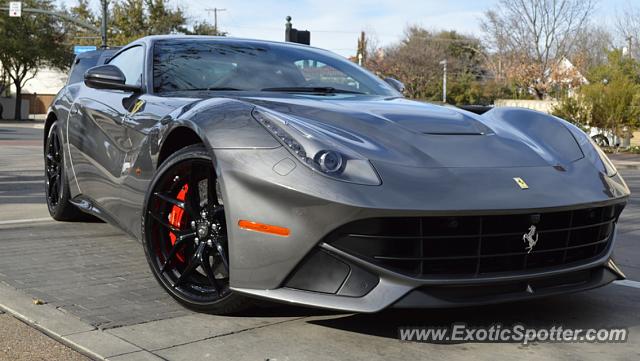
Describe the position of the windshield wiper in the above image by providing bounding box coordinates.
[261,87,365,94]
[183,87,243,91]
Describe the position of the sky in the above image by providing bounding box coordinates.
[58,0,633,57]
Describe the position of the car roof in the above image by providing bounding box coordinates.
[130,35,326,53]
[74,47,121,60]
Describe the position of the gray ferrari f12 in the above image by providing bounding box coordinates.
[45,36,630,314]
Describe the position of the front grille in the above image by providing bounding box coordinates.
[327,204,625,278]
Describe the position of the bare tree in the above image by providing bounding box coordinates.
[616,3,640,59]
[481,0,596,99]
[570,25,614,73]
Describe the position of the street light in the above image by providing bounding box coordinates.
[439,59,447,103]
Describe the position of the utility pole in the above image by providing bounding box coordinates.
[626,36,633,58]
[101,0,108,48]
[439,59,447,103]
[205,7,226,34]
[357,31,366,66]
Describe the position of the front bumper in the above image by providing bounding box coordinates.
[234,243,625,312]
[212,147,629,312]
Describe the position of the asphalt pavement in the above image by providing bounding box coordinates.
[1,121,640,360]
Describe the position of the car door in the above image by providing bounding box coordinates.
[67,45,146,224]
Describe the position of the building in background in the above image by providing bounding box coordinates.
[13,67,68,115]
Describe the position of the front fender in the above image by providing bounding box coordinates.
[169,98,280,150]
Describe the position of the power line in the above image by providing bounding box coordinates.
[204,7,226,31]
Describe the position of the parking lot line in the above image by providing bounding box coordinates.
[0,217,53,226]
[613,279,640,289]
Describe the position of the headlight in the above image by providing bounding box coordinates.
[564,122,618,177]
[252,108,381,185]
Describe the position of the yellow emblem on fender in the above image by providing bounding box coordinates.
[130,100,145,114]
[513,177,529,189]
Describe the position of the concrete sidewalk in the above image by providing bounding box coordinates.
[0,310,88,361]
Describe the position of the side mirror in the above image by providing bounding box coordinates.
[84,65,141,92]
[384,77,405,93]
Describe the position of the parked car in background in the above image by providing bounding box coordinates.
[588,127,618,148]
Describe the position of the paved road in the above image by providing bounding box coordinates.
[1,122,639,360]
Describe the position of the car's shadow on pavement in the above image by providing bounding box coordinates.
[236,301,348,318]
[299,286,639,340]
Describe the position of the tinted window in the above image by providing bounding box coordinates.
[108,46,144,86]
[68,53,100,85]
[153,40,397,96]
[294,60,361,91]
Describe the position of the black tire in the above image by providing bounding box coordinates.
[44,122,86,221]
[142,144,253,314]
[592,134,609,147]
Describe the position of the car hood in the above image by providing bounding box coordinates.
[235,94,581,169]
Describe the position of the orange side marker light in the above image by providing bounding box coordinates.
[238,220,290,237]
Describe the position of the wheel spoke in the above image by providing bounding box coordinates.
[174,241,206,287]
[52,134,61,161]
[206,172,217,207]
[154,192,186,210]
[46,153,58,165]
[160,231,196,273]
[201,247,221,293]
[148,211,182,233]
[48,174,59,199]
[211,205,224,216]
[213,241,230,273]
[185,168,202,219]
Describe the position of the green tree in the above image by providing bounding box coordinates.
[145,0,187,34]
[583,50,640,134]
[191,21,226,36]
[69,0,222,47]
[366,26,486,102]
[66,0,101,46]
[552,96,590,128]
[0,0,70,120]
[555,50,640,135]
[364,26,514,105]
[110,0,148,45]
[109,0,186,45]
[68,0,189,46]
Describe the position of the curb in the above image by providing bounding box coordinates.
[0,282,153,361]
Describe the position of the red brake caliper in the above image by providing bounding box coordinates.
[168,184,188,263]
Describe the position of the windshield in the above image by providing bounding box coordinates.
[152,39,398,96]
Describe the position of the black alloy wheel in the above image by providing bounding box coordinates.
[44,122,84,221]
[45,125,63,210]
[143,145,251,313]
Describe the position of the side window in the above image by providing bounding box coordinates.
[108,46,144,86]
[68,53,100,85]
